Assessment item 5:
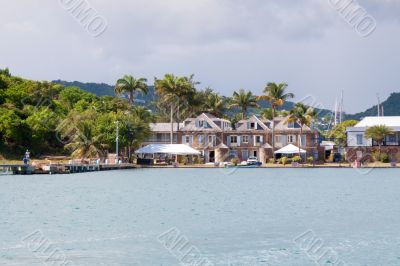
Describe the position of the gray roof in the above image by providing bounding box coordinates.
[180,113,229,132]
[150,123,183,132]
[235,115,271,132]
[274,116,312,132]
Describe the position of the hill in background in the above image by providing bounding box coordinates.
[53,80,400,123]
[346,92,400,120]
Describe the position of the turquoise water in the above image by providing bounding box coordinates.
[1,168,400,265]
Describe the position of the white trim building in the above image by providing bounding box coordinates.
[347,116,400,147]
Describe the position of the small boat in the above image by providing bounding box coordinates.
[225,157,262,168]
[246,157,262,166]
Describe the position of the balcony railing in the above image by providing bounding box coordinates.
[372,141,400,146]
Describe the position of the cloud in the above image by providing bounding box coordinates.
[0,0,399,112]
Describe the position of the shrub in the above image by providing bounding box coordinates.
[307,156,314,164]
[371,151,380,162]
[280,157,289,166]
[231,157,239,166]
[380,153,390,163]
[268,158,276,164]
[292,156,301,163]
[193,156,204,164]
[180,156,188,165]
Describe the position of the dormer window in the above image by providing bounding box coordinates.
[197,120,208,128]
[288,122,295,128]
[247,122,256,130]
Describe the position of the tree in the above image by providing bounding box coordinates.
[115,75,148,105]
[59,86,96,110]
[288,103,316,159]
[64,121,108,159]
[25,107,60,152]
[258,82,294,156]
[131,106,155,123]
[204,92,226,117]
[364,125,394,159]
[229,89,258,119]
[155,74,190,143]
[328,120,358,146]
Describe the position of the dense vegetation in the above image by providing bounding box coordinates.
[4,68,397,160]
[0,69,152,159]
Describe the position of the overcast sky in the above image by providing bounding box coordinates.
[1,0,399,113]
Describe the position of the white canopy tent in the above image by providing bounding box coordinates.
[274,144,306,154]
[136,144,201,155]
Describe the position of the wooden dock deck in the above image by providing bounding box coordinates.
[0,163,136,175]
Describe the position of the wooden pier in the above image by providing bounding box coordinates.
[0,163,136,175]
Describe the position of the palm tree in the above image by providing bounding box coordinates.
[229,89,259,119]
[364,125,394,159]
[115,75,148,105]
[131,106,155,123]
[258,82,294,156]
[65,122,108,159]
[288,103,316,159]
[154,74,189,143]
[204,92,226,117]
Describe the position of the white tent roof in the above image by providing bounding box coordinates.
[136,144,201,155]
[274,144,306,154]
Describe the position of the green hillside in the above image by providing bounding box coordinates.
[53,80,157,105]
[346,92,400,120]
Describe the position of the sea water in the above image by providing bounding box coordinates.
[1,168,399,265]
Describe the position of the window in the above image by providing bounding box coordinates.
[198,120,207,128]
[356,134,363,145]
[208,135,216,146]
[198,135,204,145]
[242,135,249,143]
[248,122,256,129]
[287,135,296,143]
[185,135,191,144]
[255,135,262,143]
[230,135,238,144]
[275,135,281,143]
[288,122,295,128]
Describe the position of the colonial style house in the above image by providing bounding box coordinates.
[347,116,400,147]
[273,116,315,156]
[346,116,400,161]
[143,113,316,164]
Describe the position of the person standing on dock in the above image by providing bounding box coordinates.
[23,149,30,165]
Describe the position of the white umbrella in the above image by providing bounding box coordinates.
[136,144,201,155]
[274,144,306,154]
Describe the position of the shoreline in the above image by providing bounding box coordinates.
[1,161,398,175]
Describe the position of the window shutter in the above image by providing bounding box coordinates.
[227,136,231,146]
[281,135,286,145]
[247,122,250,129]
[195,120,199,128]
[237,136,241,146]
[260,135,263,143]
[182,136,186,144]
[190,135,193,146]
[301,135,306,147]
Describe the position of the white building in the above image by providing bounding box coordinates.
[347,116,400,147]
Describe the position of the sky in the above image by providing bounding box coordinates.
[1,0,399,113]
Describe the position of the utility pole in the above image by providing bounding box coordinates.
[170,103,174,144]
[340,90,344,124]
[115,121,119,164]
[377,94,381,117]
